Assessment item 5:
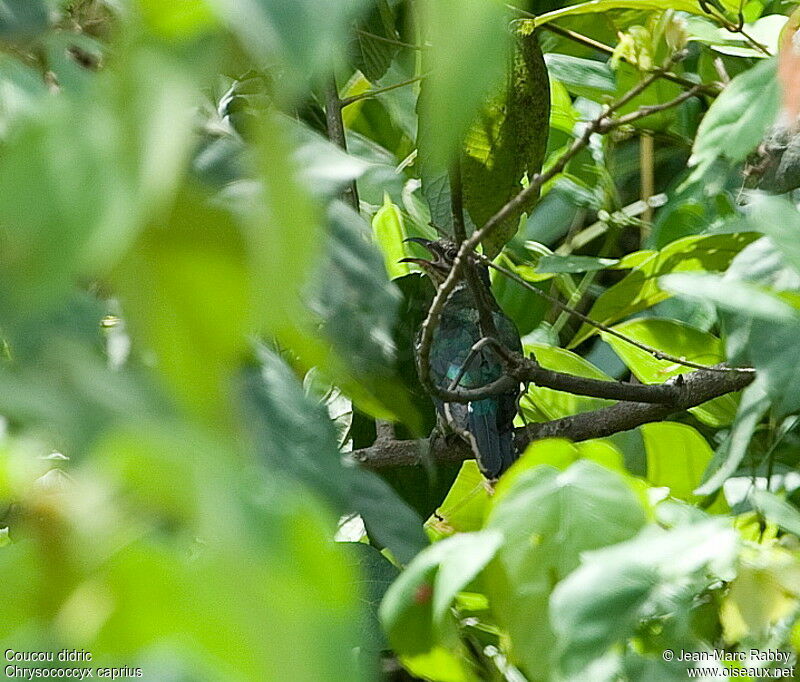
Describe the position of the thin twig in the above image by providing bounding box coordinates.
[340,74,427,107]
[480,255,755,375]
[447,338,506,392]
[324,76,360,210]
[598,84,706,132]
[449,161,499,340]
[355,28,427,51]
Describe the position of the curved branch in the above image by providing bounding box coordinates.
[350,364,754,469]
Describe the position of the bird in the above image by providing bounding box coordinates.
[400,238,523,479]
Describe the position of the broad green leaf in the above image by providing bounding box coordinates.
[485,461,646,679]
[537,254,619,274]
[602,318,738,426]
[461,22,550,257]
[615,62,683,132]
[721,543,800,643]
[641,422,715,501]
[544,53,616,100]
[510,438,626,483]
[2,431,367,681]
[242,348,427,565]
[0,49,196,321]
[112,188,251,425]
[535,0,710,27]
[549,76,578,134]
[309,202,421,428]
[342,542,401,652]
[750,195,800,276]
[351,0,400,82]
[551,520,738,679]
[0,0,48,42]
[661,272,798,320]
[399,648,473,682]
[207,0,370,99]
[380,530,503,655]
[696,378,771,495]
[433,461,491,534]
[719,235,800,416]
[418,0,510,168]
[570,232,759,347]
[687,57,779,182]
[136,0,218,39]
[0,55,47,137]
[520,344,614,420]
[750,489,800,537]
[372,194,411,280]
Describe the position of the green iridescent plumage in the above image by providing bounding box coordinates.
[403,239,523,478]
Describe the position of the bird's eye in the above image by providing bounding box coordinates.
[445,247,457,261]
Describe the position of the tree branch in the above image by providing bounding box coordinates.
[415,56,742,405]
[350,364,754,469]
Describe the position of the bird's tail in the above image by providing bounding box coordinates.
[467,399,516,479]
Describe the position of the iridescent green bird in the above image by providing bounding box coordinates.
[402,238,523,479]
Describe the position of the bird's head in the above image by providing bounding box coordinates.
[399,237,460,285]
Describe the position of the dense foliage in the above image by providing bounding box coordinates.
[3,0,800,680]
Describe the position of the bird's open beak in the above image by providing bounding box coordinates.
[403,237,434,250]
[400,237,436,266]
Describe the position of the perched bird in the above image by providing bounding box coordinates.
[401,238,523,479]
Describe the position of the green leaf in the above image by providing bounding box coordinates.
[687,57,779,183]
[641,422,714,501]
[695,378,771,495]
[309,202,421,428]
[718,235,800,417]
[434,461,491,534]
[242,348,427,566]
[551,520,738,679]
[352,0,400,82]
[537,254,619,274]
[570,232,759,347]
[112,187,251,425]
[511,438,628,480]
[549,76,579,134]
[0,49,196,321]
[535,0,728,27]
[520,344,614,420]
[461,23,551,257]
[418,0,510,169]
[615,62,683,132]
[0,0,48,42]
[485,461,646,679]
[750,489,800,537]
[660,272,798,320]
[721,542,800,643]
[544,53,616,100]
[372,194,411,280]
[602,319,738,426]
[380,530,503,655]
[0,55,47,136]
[342,542,401,653]
[136,0,218,40]
[207,0,370,99]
